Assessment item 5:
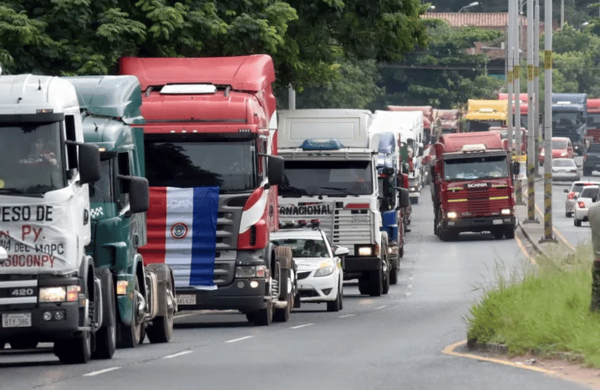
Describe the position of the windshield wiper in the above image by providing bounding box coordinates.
[280,187,312,198]
[0,188,44,198]
[319,186,358,197]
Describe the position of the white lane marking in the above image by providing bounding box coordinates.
[407,284,413,289]
[174,313,198,319]
[339,314,355,318]
[405,292,412,298]
[84,367,121,377]
[225,336,253,344]
[374,305,387,310]
[163,350,193,359]
[291,323,315,329]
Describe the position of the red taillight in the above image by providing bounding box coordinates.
[578,201,586,208]
[344,203,370,209]
[584,154,588,161]
[568,192,576,199]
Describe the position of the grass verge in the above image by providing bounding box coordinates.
[466,241,600,367]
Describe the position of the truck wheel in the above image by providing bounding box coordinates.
[251,302,273,326]
[410,197,419,205]
[54,329,92,364]
[117,275,145,348]
[382,260,390,295]
[505,226,516,239]
[10,340,38,350]
[492,229,504,239]
[584,168,592,176]
[358,278,369,295]
[368,269,383,297]
[273,246,294,323]
[92,270,116,359]
[147,270,175,343]
[574,218,582,227]
[327,281,343,312]
[273,269,293,322]
[390,268,399,285]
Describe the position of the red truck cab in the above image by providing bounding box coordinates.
[432,132,516,241]
[119,55,294,325]
[587,98,600,145]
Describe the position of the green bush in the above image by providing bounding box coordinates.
[466,242,600,367]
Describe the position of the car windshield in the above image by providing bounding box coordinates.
[553,159,576,167]
[443,155,508,181]
[144,139,257,193]
[280,160,373,197]
[580,187,599,199]
[0,123,65,195]
[552,140,568,149]
[270,238,329,258]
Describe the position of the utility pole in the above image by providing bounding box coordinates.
[288,84,296,110]
[507,0,515,155]
[541,0,556,243]
[514,0,524,205]
[534,0,541,178]
[524,0,538,223]
[560,0,564,28]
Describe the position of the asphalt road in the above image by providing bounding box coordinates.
[0,190,586,389]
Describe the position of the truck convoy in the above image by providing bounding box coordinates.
[498,93,528,129]
[464,99,508,132]
[66,75,176,348]
[0,74,110,363]
[431,132,517,241]
[277,109,392,296]
[552,93,588,154]
[119,55,297,326]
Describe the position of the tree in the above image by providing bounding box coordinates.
[372,20,504,109]
[0,0,427,91]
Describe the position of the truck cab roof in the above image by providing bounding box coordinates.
[0,74,79,115]
[438,131,504,154]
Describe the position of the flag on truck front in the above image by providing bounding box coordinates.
[143,187,219,289]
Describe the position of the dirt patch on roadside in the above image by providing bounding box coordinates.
[485,352,600,389]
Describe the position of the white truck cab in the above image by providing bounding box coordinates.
[277,109,391,297]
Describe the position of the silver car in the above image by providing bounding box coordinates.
[552,158,580,182]
[564,181,600,217]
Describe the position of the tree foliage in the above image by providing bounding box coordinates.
[0,0,427,91]
[371,20,504,109]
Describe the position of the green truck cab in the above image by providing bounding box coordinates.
[65,76,176,348]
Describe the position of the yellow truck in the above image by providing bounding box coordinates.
[464,99,508,132]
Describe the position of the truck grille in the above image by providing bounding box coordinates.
[0,276,38,309]
[332,209,372,256]
[447,187,511,217]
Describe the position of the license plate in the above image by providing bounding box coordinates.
[176,295,196,305]
[492,219,503,225]
[352,216,369,223]
[2,313,31,328]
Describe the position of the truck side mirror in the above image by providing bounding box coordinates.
[78,143,101,184]
[268,155,285,186]
[128,176,150,214]
[399,188,410,208]
[0,246,7,265]
[512,161,520,176]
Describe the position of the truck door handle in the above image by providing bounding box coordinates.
[84,209,89,225]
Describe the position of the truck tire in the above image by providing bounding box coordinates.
[492,229,504,239]
[584,168,592,176]
[411,197,419,205]
[382,260,390,295]
[327,281,343,312]
[117,275,145,348]
[273,246,294,323]
[368,269,383,297]
[390,268,399,285]
[505,226,516,239]
[250,302,273,326]
[92,269,116,359]
[147,268,175,343]
[574,218,582,227]
[10,340,38,350]
[358,278,369,295]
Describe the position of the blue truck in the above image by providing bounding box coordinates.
[552,93,588,154]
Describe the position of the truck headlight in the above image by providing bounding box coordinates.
[447,211,457,219]
[39,287,66,302]
[314,261,335,277]
[501,208,511,215]
[235,265,267,278]
[357,246,373,256]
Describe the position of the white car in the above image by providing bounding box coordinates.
[574,185,600,226]
[270,227,348,312]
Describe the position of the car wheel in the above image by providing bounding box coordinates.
[327,281,342,312]
[574,218,582,227]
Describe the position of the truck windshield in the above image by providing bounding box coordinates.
[144,140,257,193]
[589,114,600,127]
[444,156,508,181]
[281,161,373,197]
[467,121,504,132]
[0,124,65,195]
[552,112,578,127]
[89,159,113,204]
